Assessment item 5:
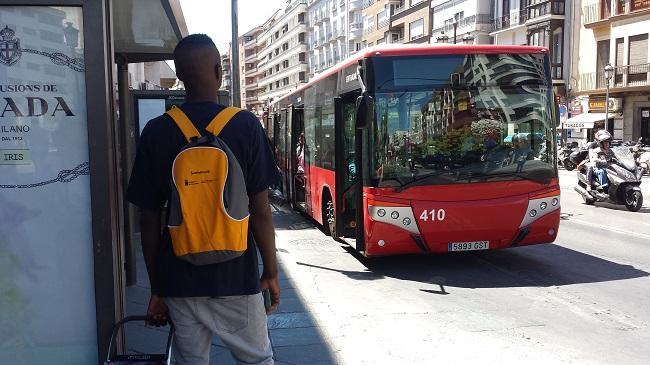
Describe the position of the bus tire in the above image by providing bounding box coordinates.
[322,192,335,237]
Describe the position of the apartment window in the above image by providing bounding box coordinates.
[299,71,306,82]
[631,0,650,12]
[269,83,273,90]
[299,33,306,42]
[282,42,289,51]
[629,34,648,65]
[283,60,289,68]
[596,39,610,88]
[552,28,563,64]
[615,38,625,66]
[276,64,280,72]
[283,24,289,33]
[298,13,305,23]
[299,52,306,62]
[409,19,424,40]
[283,77,289,86]
[275,31,279,39]
[276,81,280,88]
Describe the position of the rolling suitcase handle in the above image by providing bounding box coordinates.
[105,315,174,364]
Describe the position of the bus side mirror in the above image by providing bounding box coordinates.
[355,93,373,130]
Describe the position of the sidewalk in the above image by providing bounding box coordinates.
[124,209,340,364]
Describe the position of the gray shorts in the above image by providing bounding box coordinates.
[165,293,273,365]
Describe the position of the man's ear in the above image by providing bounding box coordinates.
[215,64,222,89]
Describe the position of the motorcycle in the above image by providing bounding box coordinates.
[574,146,644,212]
[630,138,650,175]
[558,143,578,171]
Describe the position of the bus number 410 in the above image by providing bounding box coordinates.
[419,209,446,222]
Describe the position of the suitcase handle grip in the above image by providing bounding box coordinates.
[106,315,174,364]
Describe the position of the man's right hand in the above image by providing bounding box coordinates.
[147,294,169,327]
[260,275,280,314]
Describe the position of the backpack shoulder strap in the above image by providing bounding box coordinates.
[206,107,241,136]
[166,106,201,142]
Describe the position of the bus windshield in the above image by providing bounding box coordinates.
[369,53,557,189]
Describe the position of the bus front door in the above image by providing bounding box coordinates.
[334,96,359,243]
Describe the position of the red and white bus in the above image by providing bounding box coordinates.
[266,44,560,257]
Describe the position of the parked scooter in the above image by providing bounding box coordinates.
[574,146,644,212]
[558,143,578,171]
[630,138,650,175]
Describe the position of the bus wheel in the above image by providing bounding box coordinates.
[323,194,336,236]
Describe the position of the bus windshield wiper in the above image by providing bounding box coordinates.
[394,172,449,192]
[459,171,552,184]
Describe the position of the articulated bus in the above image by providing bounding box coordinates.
[266,44,560,257]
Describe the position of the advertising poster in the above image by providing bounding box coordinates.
[0,6,97,364]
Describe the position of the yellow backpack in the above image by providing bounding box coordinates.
[165,106,249,265]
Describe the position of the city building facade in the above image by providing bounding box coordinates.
[308,0,363,76]
[431,0,492,45]
[490,0,568,91]
[220,50,232,93]
[573,0,650,143]
[361,0,391,47]
[388,0,432,44]
[256,0,309,108]
[239,26,264,113]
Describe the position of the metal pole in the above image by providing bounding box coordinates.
[116,55,136,288]
[605,79,610,132]
[231,0,241,107]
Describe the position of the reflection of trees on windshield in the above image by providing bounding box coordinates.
[372,86,554,187]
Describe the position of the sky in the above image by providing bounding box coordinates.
[179,0,287,54]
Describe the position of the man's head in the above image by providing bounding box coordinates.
[173,34,221,93]
[595,129,612,150]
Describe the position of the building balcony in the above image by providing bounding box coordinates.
[524,0,565,24]
[361,0,374,10]
[393,5,405,16]
[246,96,258,102]
[433,15,491,37]
[335,28,346,39]
[491,11,526,32]
[584,0,650,27]
[244,38,256,49]
[350,0,363,11]
[580,63,650,92]
[244,66,258,75]
[245,52,257,62]
[364,24,375,34]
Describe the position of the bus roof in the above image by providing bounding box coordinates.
[274,44,548,106]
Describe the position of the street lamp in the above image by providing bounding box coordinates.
[452,19,459,44]
[604,63,614,132]
[436,32,449,44]
[462,34,474,45]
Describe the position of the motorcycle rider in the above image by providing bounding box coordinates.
[587,130,615,193]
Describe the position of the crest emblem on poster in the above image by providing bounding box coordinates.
[0,26,21,66]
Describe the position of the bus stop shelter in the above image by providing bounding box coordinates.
[0,1,186,363]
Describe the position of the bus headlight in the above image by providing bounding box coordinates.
[540,202,547,210]
[529,209,538,217]
[391,211,400,219]
[551,198,559,206]
[377,209,386,217]
[403,217,411,226]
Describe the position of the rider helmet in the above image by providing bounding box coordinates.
[595,130,612,147]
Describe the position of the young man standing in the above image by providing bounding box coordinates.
[127,34,280,365]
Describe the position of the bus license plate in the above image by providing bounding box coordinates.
[448,241,490,252]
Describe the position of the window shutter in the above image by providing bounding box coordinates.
[629,34,648,65]
[615,38,624,66]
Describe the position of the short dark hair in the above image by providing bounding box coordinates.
[173,34,220,79]
[174,34,216,55]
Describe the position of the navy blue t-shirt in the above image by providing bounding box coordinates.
[126,102,278,297]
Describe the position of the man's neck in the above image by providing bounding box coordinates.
[185,89,218,104]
